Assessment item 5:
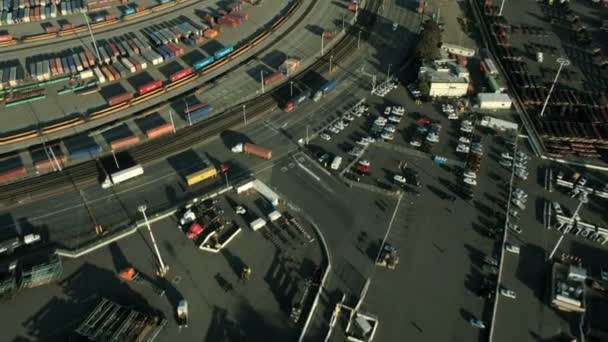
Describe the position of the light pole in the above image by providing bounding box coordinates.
[321,35,325,56]
[224,170,229,188]
[260,70,265,93]
[48,146,62,171]
[138,205,169,277]
[82,13,101,62]
[548,190,589,261]
[290,81,294,97]
[342,14,345,33]
[357,30,362,49]
[329,55,333,73]
[242,104,247,125]
[42,146,57,172]
[306,125,310,145]
[539,58,570,118]
[498,0,506,16]
[183,99,192,126]
[111,150,119,169]
[168,110,176,133]
[386,63,392,80]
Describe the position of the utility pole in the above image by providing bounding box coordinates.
[42,146,57,172]
[329,55,333,73]
[342,14,345,33]
[81,190,103,235]
[183,99,192,126]
[48,146,62,171]
[82,13,102,62]
[321,35,325,56]
[111,150,119,169]
[290,81,294,97]
[242,104,247,126]
[539,58,570,118]
[138,205,169,277]
[260,70,265,93]
[386,63,392,80]
[357,30,362,49]
[498,0,506,16]
[168,110,176,133]
[224,170,229,188]
[548,190,589,261]
[306,125,310,145]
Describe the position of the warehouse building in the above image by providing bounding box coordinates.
[417,60,469,98]
[477,93,512,109]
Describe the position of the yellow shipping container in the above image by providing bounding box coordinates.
[186,166,217,186]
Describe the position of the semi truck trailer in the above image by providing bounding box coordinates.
[232,143,272,160]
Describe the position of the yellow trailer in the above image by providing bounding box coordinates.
[186,166,217,186]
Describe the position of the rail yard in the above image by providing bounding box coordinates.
[1,0,607,340]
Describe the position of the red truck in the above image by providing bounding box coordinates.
[231,143,272,160]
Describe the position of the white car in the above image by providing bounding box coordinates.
[388,116,401,123]
[362,136,376,143]
[499,160,512,167]
[180,210,196,226]
[343,114,355,121]
[510,224,522,234]
[447,112,459,120]
[381,132,395,141]
[460,125,473,133]
[426,133,439,143]
[356,139,369,146]
[392,106,405,116]
[374,119,387,127]
[348,148,364,157]
[500,288,516,299]
[505,243,520,254]
[351,109,363,117]
[469,319,486,329]
[320,133,331,141]
[456,143,470,153]
[463,177,477,186]
[358,159,370,167]
[384,106,392,115]
[459,137,471,144]
[552,201,563,215]
[410,139,422,147]
[328,126,340,134]
[463,171,476,179]
[501,152,514,160]
[334,122,345,130]
[383,125,396,133]
[394,175,406,184]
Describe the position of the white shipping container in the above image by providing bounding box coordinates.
[23,7,30,22]
[102,165,144,188]
[93,66,106,84]
[142,50,162,65]
[120,57,136,73]
[29,62,36,80]
[9,66,17,87]
[79,69,94,80]
[36,61,43,81]
[43,59,50,80]
[73,53,83,71]
[51,4,56,17]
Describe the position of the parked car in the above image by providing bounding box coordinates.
[500,288,516,299]
[459,137,471,144]
[343,114,355,121]
[320,132,331,141]
[469,319,486,329]
[552,201,564,215]
[381,132,395,141]
[392,106,405,116]
[505,243,520,254]
[388,116,401,123]
[463,177,477,186]
[394,175,406,184]
[328,126,340,134]
[456,143,470,153]
[384,106,392,115]
[410,139,422,147]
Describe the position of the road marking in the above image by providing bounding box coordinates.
[292,155,321,182]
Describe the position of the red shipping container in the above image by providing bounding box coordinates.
[107,92,134,106]
[146,123,174,139]
[0,34,13,42]
[50,59,58,76]
[35,155,67,171]
[138,80,163,95]
[166,43,184,57]
[183,102,207,114]
[108,43,120,57]
[62,23,74,30]
[169,67,193,82]
[263,71,283,86]
[226,14,243,24]
[0,167,27,183]
[45,26,58,33]
[80,52,90,68]
[85,49,96,66]
[110,135,140,150]
[55,57,64,75]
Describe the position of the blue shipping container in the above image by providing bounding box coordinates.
[213,46,234,60]
[69,145,102,160]
[321,78,337,94]
[188,106,213,122]
[193,56,215,71]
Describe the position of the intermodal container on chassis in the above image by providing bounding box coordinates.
[112,62,128,77]
[107,92,134,106]
[93,66,106,83]
[138,80,162,95]
[169,67,193,82]
[120,58,136,73]
[263,71,282,86]
[193,56,214,71]
[145,122,173,139]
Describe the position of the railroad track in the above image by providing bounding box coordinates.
[0,0,381,205]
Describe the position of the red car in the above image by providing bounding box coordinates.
[417,116,431,125]
[186,223,204,240]
[354,163,370,173]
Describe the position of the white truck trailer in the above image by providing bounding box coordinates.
[101,165,144,188]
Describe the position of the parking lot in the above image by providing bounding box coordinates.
[0,189,324,340]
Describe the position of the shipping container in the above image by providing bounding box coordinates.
[107,91,133,106]
[185,105,212,122]
[263,71,282,86]
[93,66,106,83]
[138,80,162,95]
[79,52,89,69]
[0,167,27,183]
[193,56,214,71]
[100,66,113,82]
[9,66,17,87]
[284,89,311,112]
[186,166,217,186]
[112,61,128,77]
[242,143,272,159]
[145,122,173,139]
[213,45,234,59]
[169,67,193,82]
[147,31,162,46]
[120,57,136,73]
[101,164,144,188]
[79,69,94,79]
[203,28,218,39]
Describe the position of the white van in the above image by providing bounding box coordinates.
[330,156,342,170]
